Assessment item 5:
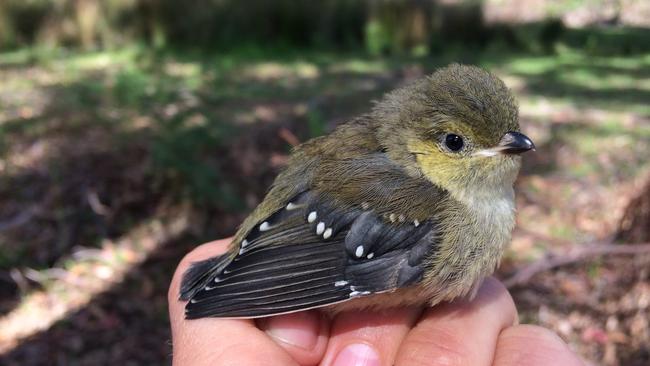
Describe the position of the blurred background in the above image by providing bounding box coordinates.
[0,0,649,364]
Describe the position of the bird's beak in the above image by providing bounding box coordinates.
[473,131,535,157]
[497,131,535,154]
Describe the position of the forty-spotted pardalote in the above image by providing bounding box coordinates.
[179,64,535,319]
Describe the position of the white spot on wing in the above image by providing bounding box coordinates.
[414,219,420,227]
[323,228,332,239]
[355,245,364,257]
[307,211,317,223]
[286,202,299,210]
[367,252,375,259]
[259,221,271,231]
[316,222,325,235]
[389,213,396,222]
[350,290,371,298]
[334,280,348,287]
[241,239,249,247]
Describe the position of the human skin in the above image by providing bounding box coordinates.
[169,239,585,366]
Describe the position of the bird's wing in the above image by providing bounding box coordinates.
[182,189,439,319]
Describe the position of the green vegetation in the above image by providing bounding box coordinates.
[2,40,649,198]
[2,43,648,261]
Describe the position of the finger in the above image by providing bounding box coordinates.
[257,311,330,365]
[320,306,423,366]
[168,239,232,324]
[169,239,298,366]
[493,325,585,366]
[394,277,518,366]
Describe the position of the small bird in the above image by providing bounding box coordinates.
[180,64,535,319]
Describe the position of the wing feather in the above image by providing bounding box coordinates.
[183,190,439,318]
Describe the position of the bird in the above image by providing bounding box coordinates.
[179,64,535,319]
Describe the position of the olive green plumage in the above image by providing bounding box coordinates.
[180,64,535,319]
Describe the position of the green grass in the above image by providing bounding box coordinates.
[2,43,649,216]
[496,50,650,115]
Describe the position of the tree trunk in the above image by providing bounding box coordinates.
[75,0,99,50]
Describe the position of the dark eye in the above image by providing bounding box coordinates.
[444,134,464,152]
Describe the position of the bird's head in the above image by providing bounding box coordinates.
[373,64,534,202]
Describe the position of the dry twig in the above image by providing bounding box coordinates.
[504,242,650,288]
[0,206,41,232]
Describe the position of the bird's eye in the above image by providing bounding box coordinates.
[444,134,464,152]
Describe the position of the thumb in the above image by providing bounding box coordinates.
[169,239,300,365]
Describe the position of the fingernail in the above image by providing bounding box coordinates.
[332,343,381,366]
[263,311,320,350]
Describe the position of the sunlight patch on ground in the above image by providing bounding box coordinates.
[519,98,650,127]
[242,61,320,81]
[0,215,189,355]
[328,59,390,74]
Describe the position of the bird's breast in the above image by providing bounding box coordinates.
[421,185,516,304]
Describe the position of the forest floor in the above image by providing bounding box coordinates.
[0,44,649,365]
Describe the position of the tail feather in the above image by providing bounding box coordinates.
[179,255,231,301]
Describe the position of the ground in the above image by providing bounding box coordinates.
[0,44,649,365]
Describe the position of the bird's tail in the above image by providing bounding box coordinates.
[179,254,231,301]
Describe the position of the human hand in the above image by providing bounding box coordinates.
[169,239,585,366]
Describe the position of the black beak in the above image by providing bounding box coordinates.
[498,131,535,154]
